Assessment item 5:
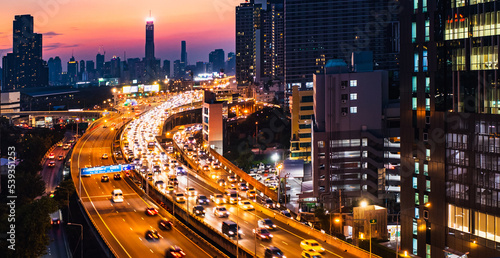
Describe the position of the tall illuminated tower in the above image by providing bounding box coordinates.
[145,15,155,61]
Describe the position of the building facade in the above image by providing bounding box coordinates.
[236,1,262,86]
[283,0,400,89]
[400,0,500,257]
[2,15,48,91]
[289,85,314,162]
[308,60,400,212]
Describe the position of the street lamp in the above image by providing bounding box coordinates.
[67,223,83,258]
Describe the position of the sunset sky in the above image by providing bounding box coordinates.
[0,0,241,69]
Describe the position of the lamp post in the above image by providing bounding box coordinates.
[67,223,83,258]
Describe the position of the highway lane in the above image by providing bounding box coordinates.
[156,170,353,258]
[136,130,358,258]
[71,112,211,258]
[41,132,74,194]
[125,97,361,257]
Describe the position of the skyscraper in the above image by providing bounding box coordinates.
[163,59,171,78]
[173,60,181,78]
[181,40,187,65]
[144,16,159,82]
[96,52,105,75]
[400,1,500,257]
[145,17,155,61]
[236,1,262,86]
[283,0,399,89]
[67,56,78,84]
[1,15,48,91]
[48,56,62,86]
[226,52,236,75]
[209,49,225,73]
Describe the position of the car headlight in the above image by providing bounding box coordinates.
[229,231,234,235]
[320,248,325,251]
[238,230,243,234]
[273,225,276,228]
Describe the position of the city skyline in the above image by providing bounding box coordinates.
[0,0,240,66]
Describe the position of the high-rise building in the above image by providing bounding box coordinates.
[400,1,500,257]
[236,1,262,86]
[1,15,48,91]
[209,49,225,73]
[67,56,78,84]
[163,59,171,78]
[86,60,95,72]
[48,56,62,86]
[181,40,187,65]
[289,85,314,162]
[144,16,159,82]
[309,57,400,212]
[226,52,236,75]
[283,0,399,89]
[96,52,105,75]
[261,0,284,82]
[196,61,206,75]
[145,17,155,61]
[173,60,181,78]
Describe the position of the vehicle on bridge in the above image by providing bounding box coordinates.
[222,220,242,238]
[213,206,229,218]
[159,218,173,230]
[165,246,185,258]
[253,228,273,241]
[112,189,123,203]
[300,239,326,253]
[192,205,205,216]
[145,229,161,241]
[50,210,62,226]
[101,175,109,182]
[264,246,285,258]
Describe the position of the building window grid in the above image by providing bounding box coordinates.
[350,93,358,100]
[412,97,418,110]
[350,80,357,87]
[414,53,419,72]
[423,50,428,72]
[425,77,430,93]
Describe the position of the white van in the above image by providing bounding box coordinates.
[112,189,123,203]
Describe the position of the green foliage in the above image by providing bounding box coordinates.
[54,179,76,209]
[4,197,58,258]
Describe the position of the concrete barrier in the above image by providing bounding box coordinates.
[208,148,278,202]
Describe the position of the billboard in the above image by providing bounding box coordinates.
[80,164,135,176]
[122,86,131,93]
[130,86,138,93]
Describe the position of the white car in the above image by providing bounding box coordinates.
[238,200,254,211]
[186,187,197,196]
[300,240,325,253]
[175,193,186,203]
[213,206,229,218]
[102,153,109,159]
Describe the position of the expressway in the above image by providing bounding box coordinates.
[124,98,361,257]
[70,103,212,257]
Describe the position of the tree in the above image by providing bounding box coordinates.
[314,207,330,231]
[10,196,58,258]
[54,179,76,209]
[16,173,46,206]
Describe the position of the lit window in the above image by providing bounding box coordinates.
[415,207,420,219]
[424,194,429,204]
[415,162,419,174]
[414,0,418,12]
[415,193,420,205]
[426,149,431,158]
[412,22,417,43]
[412,76,417,93]
[423,164,428,176]
[423,51,428,71]
[414,53,419,72]
[425,20,430,41]
[318,141,324,148]
[350,106,357,113]
[425,77,430,93]
[350,93,357,100]
[412,97,418,110]
[426,180,430,191]
[350,80,357,87]
[413,238,418,255]
[413,177,418,189]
